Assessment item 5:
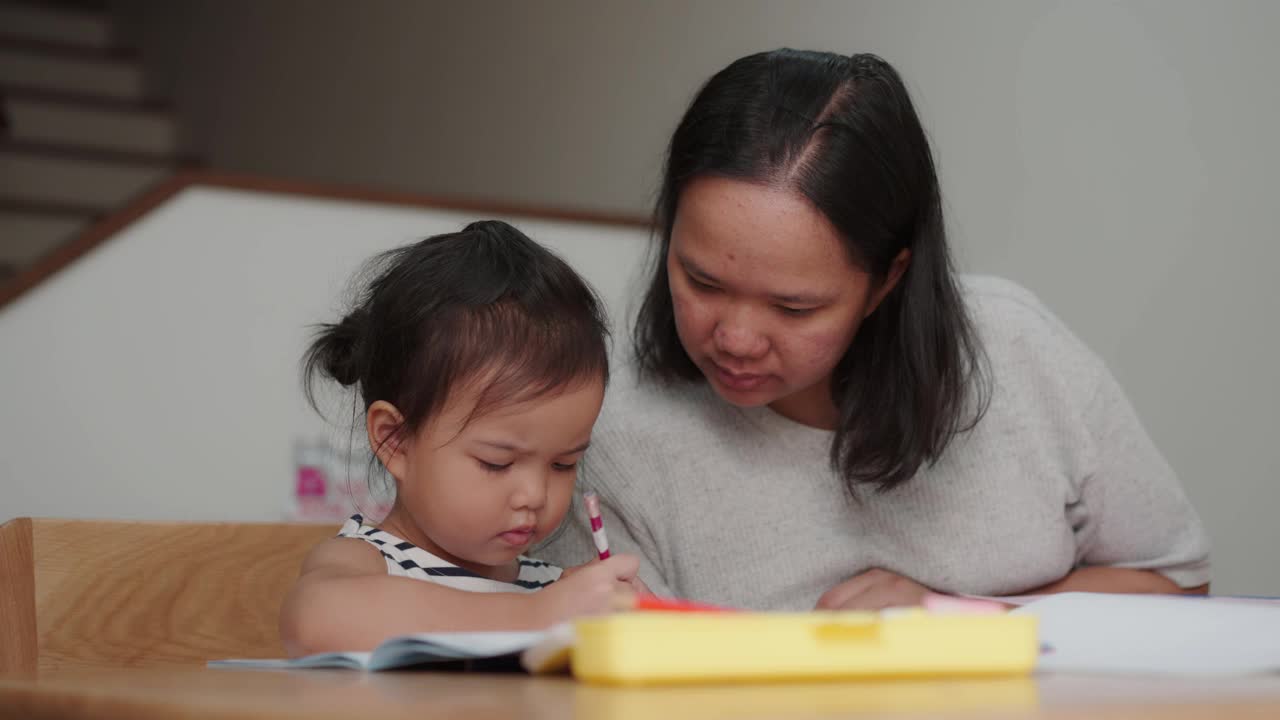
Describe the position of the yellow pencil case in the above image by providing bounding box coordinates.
[571,610,1038,686]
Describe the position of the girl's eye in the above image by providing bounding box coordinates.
[551,462,578,472]
[777,305,815,317]
[477,460,512,473]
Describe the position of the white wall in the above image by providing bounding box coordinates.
[18,0,1280,593]
[0,187,651,524]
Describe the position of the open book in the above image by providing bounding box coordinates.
[209,623,573,674]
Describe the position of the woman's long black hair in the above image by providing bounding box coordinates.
[634,50,990,492]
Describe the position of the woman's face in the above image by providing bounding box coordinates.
[667,176,900,429]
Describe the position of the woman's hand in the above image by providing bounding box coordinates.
[816,568,934,611]
[1025,567,1207,595]
[535,554,640,624]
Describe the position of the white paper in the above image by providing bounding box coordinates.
[1013,593,1280,675]
[208,626,570,672]
[368,629,551,671]
[208,651,372,670]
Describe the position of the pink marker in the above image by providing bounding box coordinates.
[583,491,611,560]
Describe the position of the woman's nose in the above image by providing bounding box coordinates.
[713,308,769,359]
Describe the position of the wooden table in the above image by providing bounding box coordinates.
[3,667,1280,719]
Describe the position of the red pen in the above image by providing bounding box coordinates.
[583,491,611,560]
[626,594,737,613]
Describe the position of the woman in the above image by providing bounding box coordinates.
[539,49,1208,610]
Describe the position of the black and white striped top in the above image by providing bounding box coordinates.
[337,515,562,592]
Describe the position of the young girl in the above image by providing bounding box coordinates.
[280,220,640,656]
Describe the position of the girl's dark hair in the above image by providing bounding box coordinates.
[304,220,609,450]
[635,49,989,492]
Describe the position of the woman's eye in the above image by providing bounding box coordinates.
[551,462,578,472]
[477,459,512,473]
[688,276,718,292]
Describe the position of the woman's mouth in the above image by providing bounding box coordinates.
[714,363,769,391]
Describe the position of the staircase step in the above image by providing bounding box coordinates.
[0,3,115,49]
[0,206,90,269]
[0,44,145,100]
[2,88,179,155]
[0,144,172,210]
[0,139,195,166]
[0,32,136,60]
[0,195,103,216]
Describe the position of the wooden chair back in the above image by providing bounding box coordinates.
[0,517,337,676]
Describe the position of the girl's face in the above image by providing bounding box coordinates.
[667,176,900,429]
[373,375,604,581]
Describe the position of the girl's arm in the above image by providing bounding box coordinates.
[279,537,638,656]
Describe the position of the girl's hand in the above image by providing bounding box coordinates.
[630,574,652,595]
[559,557,651,594]
[536,554,640,624]
[816,568,934,611]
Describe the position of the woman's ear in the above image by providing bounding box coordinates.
[865,248,912,318]
[366,400,409,483]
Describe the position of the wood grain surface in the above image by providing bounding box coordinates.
[0,518,337,674]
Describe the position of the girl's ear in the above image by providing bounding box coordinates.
[366,400,410,483]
